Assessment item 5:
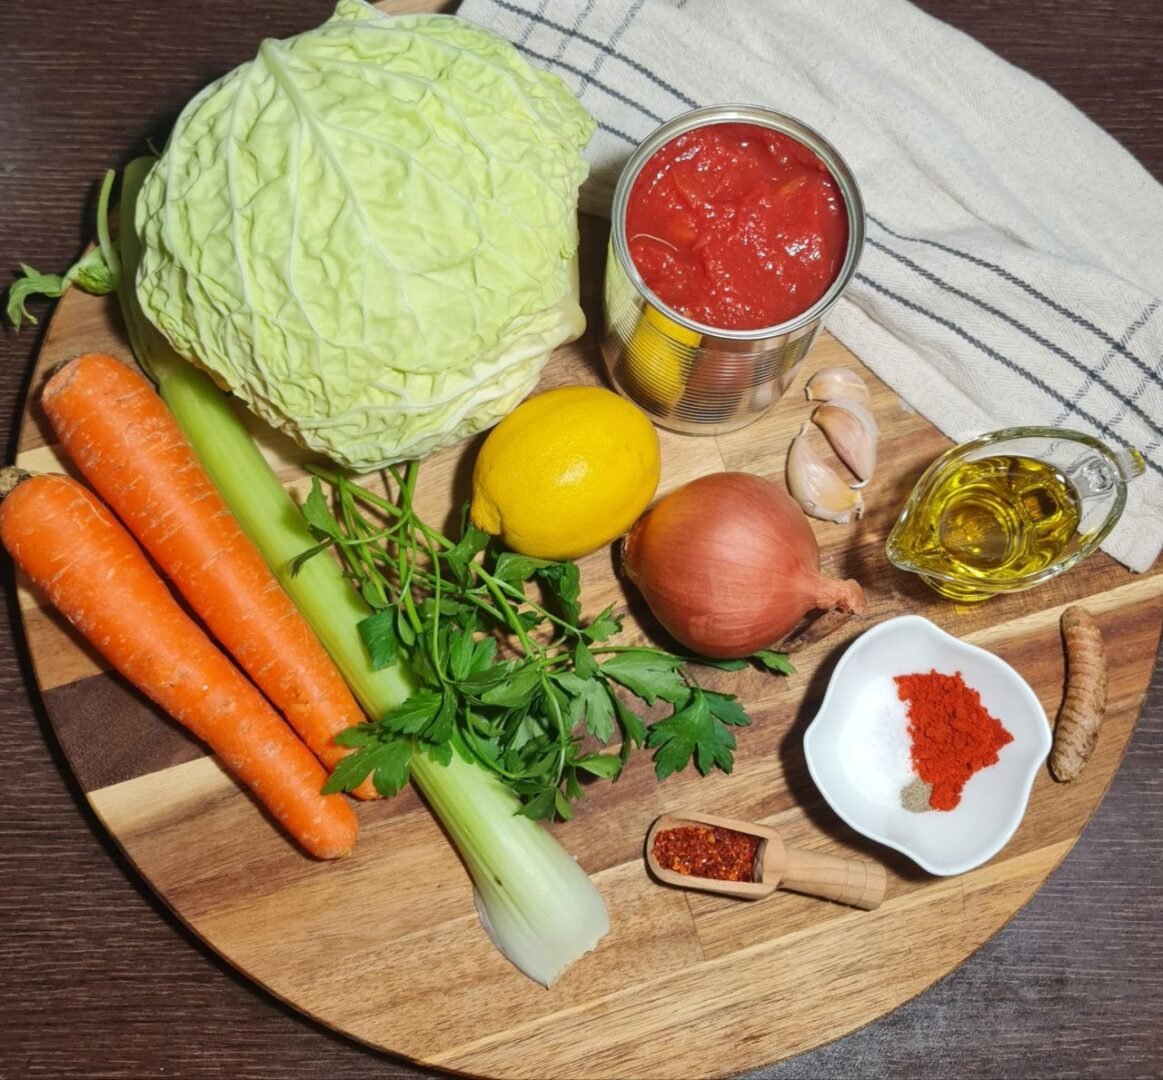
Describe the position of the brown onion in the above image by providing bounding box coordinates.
[622,472,865,658]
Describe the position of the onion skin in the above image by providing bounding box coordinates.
[622,472,866,659]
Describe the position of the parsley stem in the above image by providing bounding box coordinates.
[539,644,685,666]
[474,566,579,635]
[540,673,570,784]
[480,574,541,660]
[311,463,578,640]
[462,723,529,782]
[423,525,445,675]
[310,463,447,540]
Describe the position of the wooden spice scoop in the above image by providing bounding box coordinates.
[646,810,886,910]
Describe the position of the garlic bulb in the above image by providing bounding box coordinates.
[805,367,871,406]
[813,399,879,487]
[786,423,865,524]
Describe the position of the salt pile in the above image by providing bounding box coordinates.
[840,674,915,807]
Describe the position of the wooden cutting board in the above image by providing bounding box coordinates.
[13,205,1163,1078]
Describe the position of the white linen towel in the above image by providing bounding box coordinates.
[459,0,1163,572]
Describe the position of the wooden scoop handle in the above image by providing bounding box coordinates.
[776,846,886,910]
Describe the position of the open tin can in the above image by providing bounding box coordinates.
[601,104,865,434]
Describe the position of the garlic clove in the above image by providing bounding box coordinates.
[787,423,865,524]
[812,399,879,487]
[805,367,872,406]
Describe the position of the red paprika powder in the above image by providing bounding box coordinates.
[894,669,1014,811]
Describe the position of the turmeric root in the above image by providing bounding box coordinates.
[1049,606,1107,782]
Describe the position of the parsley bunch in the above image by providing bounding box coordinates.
[299,462,792,820]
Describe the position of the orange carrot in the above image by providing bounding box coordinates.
[0,469,357,859]
[41,352,376,798]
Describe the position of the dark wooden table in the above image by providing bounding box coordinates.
[1,2,1160,1077]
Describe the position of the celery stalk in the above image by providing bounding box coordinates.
[411,750,610,987]
[115,158,608,986]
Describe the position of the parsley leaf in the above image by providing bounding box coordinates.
[646,688,739,779]
[358,609,399,670]
[613,694,647,755]
[493,552,556,584]
[518,789,558,822]
[582,606,622,644]
[396,606,417,646]
[696,656,749,671]
[533,559,581,625]
[555,673,616,743]
[301,477,343,540]
[322,737,412,797]
[704,689,751,728]
[423,687,458,747]
[753,651,800,674]
[754,649,795,674]
[494,554,583,626]
[467,635,497,674]
[447,614,478,680]
[575,752,623,779]
[380,691,443,735]
[573,640,599,679]
[444,523,491,584]
[601,650,688,705]
[369,739,414,797]
[480,662,541,708]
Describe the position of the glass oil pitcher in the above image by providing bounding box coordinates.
[885,427,1145,602]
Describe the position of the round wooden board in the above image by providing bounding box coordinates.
[13,208,1163,1080]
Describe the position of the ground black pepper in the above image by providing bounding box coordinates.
[900,777,934,814]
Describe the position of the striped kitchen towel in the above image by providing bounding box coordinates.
[459,0,1163,572]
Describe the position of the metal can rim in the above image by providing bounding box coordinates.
[609,103,866,341]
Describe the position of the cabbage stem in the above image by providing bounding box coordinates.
[116,157,608,986]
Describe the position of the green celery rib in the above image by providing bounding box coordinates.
[115,157,608,986]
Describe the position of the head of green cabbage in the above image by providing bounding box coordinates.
[135,0,595,470]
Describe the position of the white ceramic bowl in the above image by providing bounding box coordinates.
[804,614,1051,876]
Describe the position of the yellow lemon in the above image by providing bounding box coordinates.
[622,306,702,410]
[470,385,661,560]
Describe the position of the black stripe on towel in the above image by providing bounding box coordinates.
[869,214,1161,386]
[854,271,1163,481]
[865,234,1163,439]
[492,0,699,110]
[1054,299,1160,431]
[518,43,668,127]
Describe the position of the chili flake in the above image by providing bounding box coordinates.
[652,824,760,882]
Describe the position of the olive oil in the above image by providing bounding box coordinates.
[891,454,1082,598]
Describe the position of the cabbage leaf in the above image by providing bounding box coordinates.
[136,0,594,469]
